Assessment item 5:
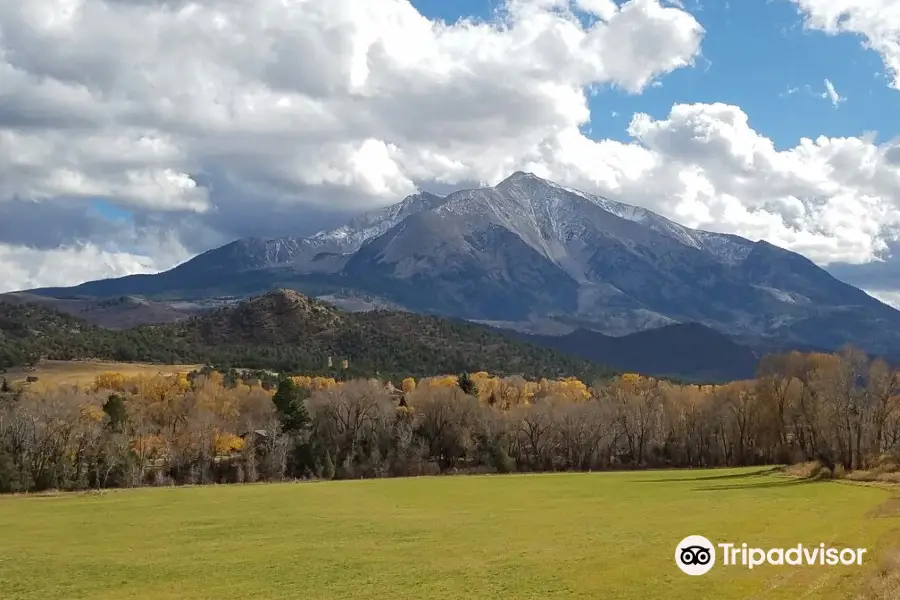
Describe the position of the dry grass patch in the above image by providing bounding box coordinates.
[847,471,900,484]
[5,359,203,388]
[786,457,900,485]
[845,456,900,485]
[857,548,900,600]
[866,498,900,519]
[784,460,840,480]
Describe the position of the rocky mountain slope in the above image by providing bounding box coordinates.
[26,173,900,356]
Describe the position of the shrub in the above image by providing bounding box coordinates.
[493,445,514,474]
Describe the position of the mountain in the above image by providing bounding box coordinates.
[0,290,612,382]
[515,323,760,383]
[25,172,900,357]
[143,191,448,277]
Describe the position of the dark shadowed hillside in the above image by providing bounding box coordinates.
[516,323,760,382]
[0,291,611,382]
[0,292,197,328]
[170,290,613,380]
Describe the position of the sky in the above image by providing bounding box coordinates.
[1,0,900,304]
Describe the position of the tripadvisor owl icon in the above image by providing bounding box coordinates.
[675,535,716,576]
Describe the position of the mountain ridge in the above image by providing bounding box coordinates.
[0,289,613,381]
[0,292,199,328]
[513,322,760,383]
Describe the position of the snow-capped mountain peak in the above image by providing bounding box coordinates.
[179,173,756,274]
[307,190,447,254]
[476,172,754,266]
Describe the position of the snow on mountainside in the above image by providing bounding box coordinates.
[185,171,753,274]
[181,191,449,273]
[427,171,753,271]
[180,236,311,271]
[332,171,900,354]
[497,172,754,265]
[307,191,447,254]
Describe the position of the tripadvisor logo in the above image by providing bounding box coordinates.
[676,535,716,576]
[675,536,867,576]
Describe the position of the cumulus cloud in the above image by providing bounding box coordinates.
[4,216,198,291]
[0,0,899,295]
[538,102,900,265]
[0,0,705,291]
[792,0,900,90]
[0,0,703,208]
[865,289,900,309]
[0,244,169,293]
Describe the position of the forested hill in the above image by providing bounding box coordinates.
[0,289,612,381]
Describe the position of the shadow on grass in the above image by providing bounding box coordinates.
[635,468,781,483]
[691,478,822,492]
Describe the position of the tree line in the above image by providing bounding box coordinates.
[0,346,898,493]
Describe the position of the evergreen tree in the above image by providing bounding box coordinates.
[102,394,128,431]
[457,372,476,396]
[272,378,311,434]
[224,368,239,388]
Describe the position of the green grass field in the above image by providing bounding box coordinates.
[0,468,897,599]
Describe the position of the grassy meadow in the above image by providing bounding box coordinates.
[0,468,898,600]
[4,359,202,388]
